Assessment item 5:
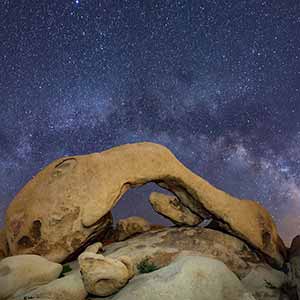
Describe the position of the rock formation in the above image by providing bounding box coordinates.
[0,228,9,259]
[287,235,300,299]
[88,256,257,300]
[8,271,87,300]
[149,191,202,225]
[103,227,286,284]
[78,242,134,296]
[5,142,286,267]
[0,254,62,299]
[110,216,152,242]
[99,226,290,300]
[2,226,291,300]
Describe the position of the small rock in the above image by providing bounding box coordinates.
[84,242,103,253]
[78,249,134,296]
[114,216,152,241]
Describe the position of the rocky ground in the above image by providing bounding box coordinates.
[0,142,299,300]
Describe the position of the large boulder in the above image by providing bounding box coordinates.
[8,271,87,300]
[149,192,202,226]
[102,227,289,299]
[88,255,256,300]
[5,142,286,266]
[78,242,134,296]
[0,228,9,260]
[103,227,272,279]
[0,254,62,299]
[241,264,289,300]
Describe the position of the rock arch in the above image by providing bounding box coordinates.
[5,142,286,267]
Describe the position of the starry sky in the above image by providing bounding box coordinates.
[1,0,300,246]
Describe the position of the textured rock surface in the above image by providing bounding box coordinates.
[0,228,9,259]
[149,192,202,225]
[113,216,152,241]
[0,254,62,299]
[8,271,87,300]
[6,142,286,265]
[241,264,288,300]
[287,235,300,300]
[103,227,270,280]
[289,235,300,259]
[79,242,134,296]
[88,256,256,300]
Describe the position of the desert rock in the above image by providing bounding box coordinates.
[6,142,286,266]
[8,271,87,300]
[287,235,300,299]
[113,216,152,241]
[241,264,288,300]
[88,255,256,300]
[103,227,271,280]
[0,228,9,260]
[0,254,62,299]
[102,227,289,300]
[149,192,202,225]
[78,245,134,296]
[84,241,103,253]
[289,235,300,259]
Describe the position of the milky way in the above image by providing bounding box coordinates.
[1,1,300,245]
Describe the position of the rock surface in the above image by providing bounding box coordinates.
[287,235,300,300]
[289,235,300,259]
[79,242,134,296]
[2,227,287,300]
[6,142,286,266]
[0,228,9,259]
[241,264,288,300]
[103,227,266,278]
[8,271,87,300]
[102,227,290,299]
[113,216,152,241]
[88,255,256,300]
[0,254,62,299]
[149,192,202,225]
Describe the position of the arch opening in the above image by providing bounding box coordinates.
[111,182,173,227]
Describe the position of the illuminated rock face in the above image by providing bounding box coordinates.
[78,242,134,297]
[5,142,286,266]
[0,254,62,299]
[102,227,288,300]
[103,227,263,279]
[113,216,152,242]
[93,255,256,300]
[149,192,202,226]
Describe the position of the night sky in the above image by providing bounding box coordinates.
[1,1,300,246]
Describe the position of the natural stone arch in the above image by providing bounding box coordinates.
[5,142,286,267]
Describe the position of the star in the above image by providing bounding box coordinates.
[1,0,300,246]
